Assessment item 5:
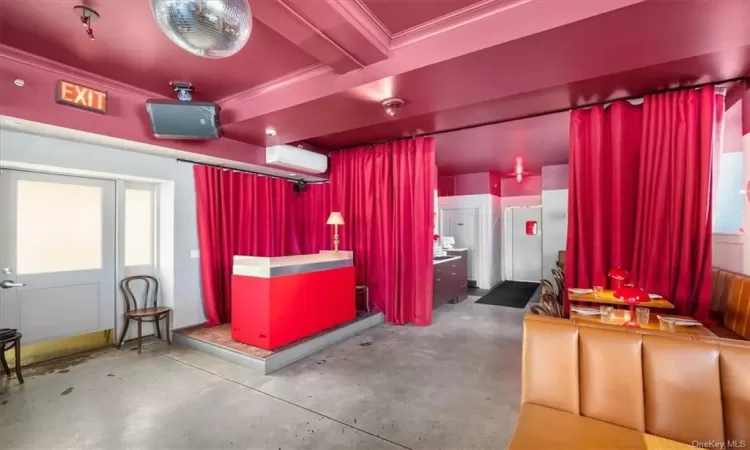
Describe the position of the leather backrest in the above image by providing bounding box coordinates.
[579,326,645,431]
[711,268,730,313]
[521,318,579,415]
[722,271,750,340]
[522,315,750,444]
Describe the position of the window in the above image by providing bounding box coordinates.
[124,187,154,266]
[17,180,103,274]
[714,152,745,234]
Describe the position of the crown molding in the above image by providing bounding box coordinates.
[334,0,534,51]
[217,63,332,107]
[0,44,169,99]
[254,0,366,73]
[329,0,392,54]
[391,0,532,49]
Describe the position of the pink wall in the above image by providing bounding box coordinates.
[501,175,542,197]
[541,164,569,190]
[743,83,750,274]
[439,166,565,197]
[438,172,502,196]
[489,172,502,197]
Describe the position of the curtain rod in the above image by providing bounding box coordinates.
[175,158,329,184]
[337,75,749,149]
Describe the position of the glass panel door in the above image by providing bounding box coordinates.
[0,169,116,344]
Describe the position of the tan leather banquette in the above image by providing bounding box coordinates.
[712,268,750,340]
[509,315,750,449]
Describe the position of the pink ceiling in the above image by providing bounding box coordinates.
[0,0,318,98]
[226,0,750,175]
[359,0,484,35]
[434,112,570,175]
[1,0,748,177]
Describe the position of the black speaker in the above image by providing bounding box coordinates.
[145,100,221,140]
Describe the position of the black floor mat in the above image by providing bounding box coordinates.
[475,281,540,308]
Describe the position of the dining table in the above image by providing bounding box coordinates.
[570,310,716,337]
[568,289,675,309]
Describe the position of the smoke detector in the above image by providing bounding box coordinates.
[381,97,405,117]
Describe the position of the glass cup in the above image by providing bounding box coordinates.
[636,307,650,325]
[659,318,677,332]
[593,285,604,299]
[599,305,614,322]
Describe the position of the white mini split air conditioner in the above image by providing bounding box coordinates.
[265,145,328,174]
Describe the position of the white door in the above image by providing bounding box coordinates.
[510,206,542,282]
[0,170,116,344]
[442,208,478,280]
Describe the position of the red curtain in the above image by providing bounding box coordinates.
[630,87,716,322]
[567,101,642,296]
[194,165,330,326]
[567,86,717,321]
[330,137,435,325]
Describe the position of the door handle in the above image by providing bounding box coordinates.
[0,280,25,289]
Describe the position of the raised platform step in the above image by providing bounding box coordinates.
[172,313,384,374]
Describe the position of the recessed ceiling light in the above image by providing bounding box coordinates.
[288,173,297,176]
[13,79,24,87]
[265,127,277,137]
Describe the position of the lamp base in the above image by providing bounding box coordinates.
[624,305,640,328]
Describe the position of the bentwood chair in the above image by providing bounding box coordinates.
[0,329,23,384]
[118,275,171,354]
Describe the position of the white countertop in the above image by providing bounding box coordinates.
[234,252,353,277]
[433,256,462,265]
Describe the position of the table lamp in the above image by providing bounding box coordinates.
[327,212,344,252]
[613,286,649,327]
[608,267,630,290]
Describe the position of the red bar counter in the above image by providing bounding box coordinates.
[231,252,355,350]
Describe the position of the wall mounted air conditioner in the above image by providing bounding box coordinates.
[266,145,328,174]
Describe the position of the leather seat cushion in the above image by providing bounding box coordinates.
[509,403,696,450]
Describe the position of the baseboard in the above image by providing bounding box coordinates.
[3,329,114,367]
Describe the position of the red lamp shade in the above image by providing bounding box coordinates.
[614,286,649,327]
[608,267,630,289]
[613,286,649,305]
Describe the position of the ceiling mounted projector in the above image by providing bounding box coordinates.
[150,0,252,59]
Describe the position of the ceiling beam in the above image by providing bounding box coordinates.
[252,0,390,75]
[252,0,363,74]
[222,0,646,123]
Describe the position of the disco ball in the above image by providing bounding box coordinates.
[150,0,252,59]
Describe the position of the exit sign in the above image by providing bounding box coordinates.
[56,80,107,114]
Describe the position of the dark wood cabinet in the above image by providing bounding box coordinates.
[433,251,468,309]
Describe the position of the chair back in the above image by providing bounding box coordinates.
[120,275,159,313]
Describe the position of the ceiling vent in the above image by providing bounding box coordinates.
[266,145,328,175]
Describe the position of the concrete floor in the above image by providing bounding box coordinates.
[0,296,531,450]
